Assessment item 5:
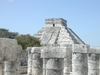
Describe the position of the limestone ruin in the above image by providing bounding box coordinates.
[0,18,100,75]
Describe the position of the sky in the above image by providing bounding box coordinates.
[0,0,100,46]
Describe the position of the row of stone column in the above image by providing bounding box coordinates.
[72,52,100,75]
[27,46,100,75]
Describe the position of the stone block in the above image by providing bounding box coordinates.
[32,69,42,75]
[72,44,89,53]
[46,69,63,75]
[32,53,40,60]
[72,66,88,75]
[41,45,66,58]
[88,70,97,75]
[32,60,41,69]
[63,67,70,73]
[72,53,87,66]
[89,48,100,54]
[46,59,64,69]
[88,60,99,69]
[0,38,22,61]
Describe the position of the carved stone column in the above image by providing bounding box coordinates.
[31,47,42,75]
[63,45,72,75]
[4,61,16,75]
[46,58,63,75]
[72,53,88,75]
[88,54,99,75]
[64,58,70,75]
[41,45,66,75]
[27,47,32,75]
[43,58,48,75]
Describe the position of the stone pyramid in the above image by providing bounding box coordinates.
[34,18,85,45]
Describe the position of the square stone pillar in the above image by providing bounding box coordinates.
[88,54,99,75]
[63,45,72,75]
[31,47,42,75]
[27,47,42,75]
[27,47,32,75]
[72,45,88,75]
[88,48,100,75]
[41,44,66,75]
[4,61,17,75]
[72,53,88,75]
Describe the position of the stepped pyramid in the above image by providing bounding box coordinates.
[34,18,85,45]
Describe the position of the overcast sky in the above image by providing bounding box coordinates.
[0,0,100,46]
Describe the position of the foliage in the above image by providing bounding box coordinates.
[0,28,18,39]
[15,34,41,50]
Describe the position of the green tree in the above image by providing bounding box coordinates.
[15,34,41,50]
[0,28,18,39]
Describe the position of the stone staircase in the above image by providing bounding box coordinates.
[40,27,60,45]
[57,26,74,45]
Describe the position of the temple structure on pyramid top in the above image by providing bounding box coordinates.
[34,18,85,45]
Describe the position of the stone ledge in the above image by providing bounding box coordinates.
[41,45,66,58]
[72,44,89,53]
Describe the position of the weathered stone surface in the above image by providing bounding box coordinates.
[32,60,41,69]
[32,53,40,60]
[41,45,66,58]
[27,52,32,75]
[72,44,89,53]
[63,67,70,74]
[0,38,22,61]
[88,54,99,75]
[31,47,41,53]
[32,69,42,75]
[20,66,27,74]
[46,70,63,75]
[40,27,60,45]
[72,53,88,75]
[89,48,100,54]
[20,50,28,66]
[4,61,16,75]
[46,59,64,69]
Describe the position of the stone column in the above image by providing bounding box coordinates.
[64,58,70,75]
[41,45,66,75]
[43,59,48,75]
[72,53,88,75]
[27,47,32,75]
[27,54,32,75]
[4,61,16,75]
[63,45,72,75]
[46,58,63,75]
[88,54,99,75]
[31,47,42,75]
[0,62,2,75]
